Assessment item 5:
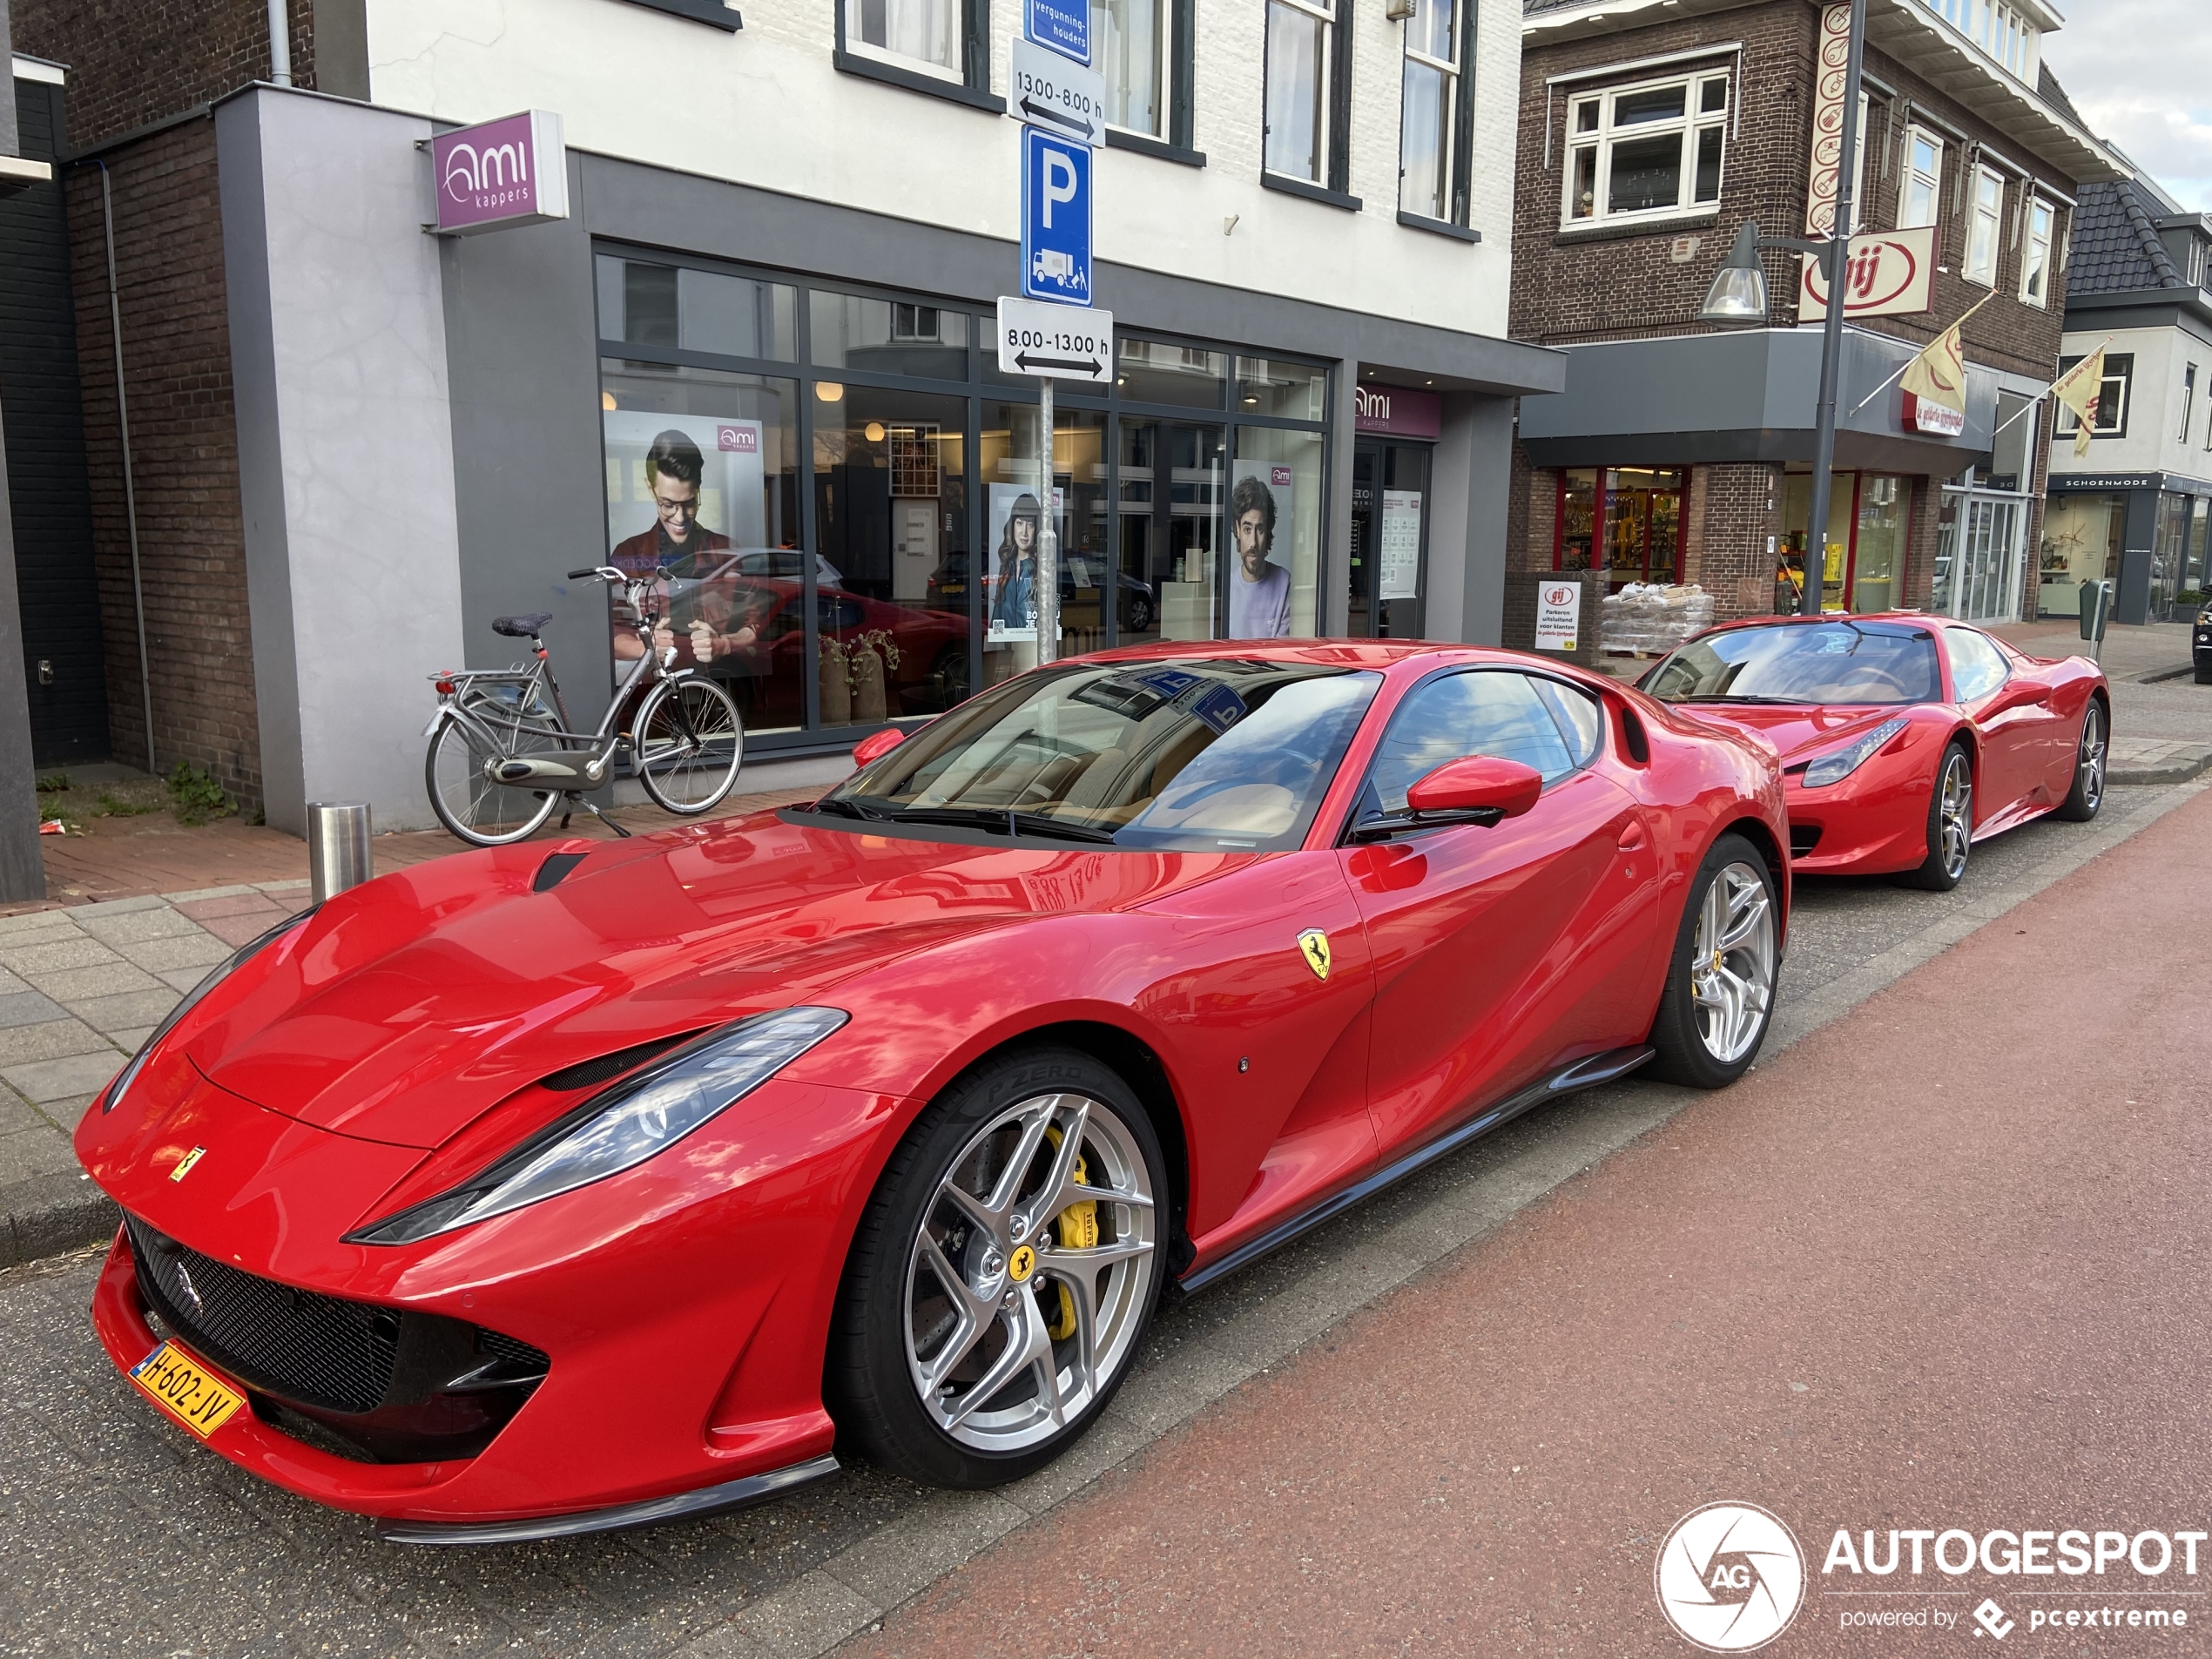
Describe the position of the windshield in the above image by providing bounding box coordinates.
[1642,621,1940,706]
[814,659,1381,852]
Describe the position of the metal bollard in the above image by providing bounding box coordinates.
[307,801,373,904]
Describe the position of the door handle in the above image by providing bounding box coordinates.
[1617,821,1648,853]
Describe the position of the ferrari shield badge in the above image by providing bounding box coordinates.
[1297,929,1331,981]
[170,1146,206,1183]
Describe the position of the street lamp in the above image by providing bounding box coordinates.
[1697,0,1869,616]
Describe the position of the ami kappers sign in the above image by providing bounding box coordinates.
[431,111,569,235]
[1799,225,1936,323]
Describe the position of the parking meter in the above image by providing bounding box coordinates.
[2079,578,2112,662]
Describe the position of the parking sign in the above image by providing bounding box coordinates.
[1024,0,1089,64]
[1020,126,1091,306]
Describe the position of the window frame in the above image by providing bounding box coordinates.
[833,0,1001,111]
[1262,0,1358,202]
[2182,364,2199,446]
[2053,353,2134,441]
[1943,625,2011,705]
[1560,69,1730,230]
[2019,195,2054,307]
[1899,125,1944,231]
[1964,164,2005,286]
[1395,0,1478,230]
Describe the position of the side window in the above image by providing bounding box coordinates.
[1532,678,1605,768]
[1946,630,2008,704]
[1366,671,1580,814]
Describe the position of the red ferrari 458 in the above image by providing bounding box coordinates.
[78,642,1789,1542]
[1640,614,2109,889]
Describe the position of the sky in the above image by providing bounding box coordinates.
[2040,0,2212,210]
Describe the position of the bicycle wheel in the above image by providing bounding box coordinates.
[634,677,745,814]
[425,710,561,846]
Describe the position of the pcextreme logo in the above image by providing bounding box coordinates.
[1656,1502,1807,1651]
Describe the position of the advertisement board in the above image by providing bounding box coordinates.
[1227,463,1294,638]
[1534,580,1582,652]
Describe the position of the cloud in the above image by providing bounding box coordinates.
[2040,0,2212,210]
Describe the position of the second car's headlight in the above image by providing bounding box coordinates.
[1801,716,1911,788]
[347,1008,847,1245]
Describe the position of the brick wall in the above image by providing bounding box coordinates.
[12,0,315,150]
[63,121,261,806]
[1697,464,1784,621]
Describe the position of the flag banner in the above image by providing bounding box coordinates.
[1898,322,1967,414]
[2053,348,2107,459]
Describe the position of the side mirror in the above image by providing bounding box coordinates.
[1406,755,1546,820]
[851,727,906,767]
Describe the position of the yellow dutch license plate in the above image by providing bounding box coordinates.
[129,1340,247,1439]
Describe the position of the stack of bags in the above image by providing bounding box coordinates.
[1599,583,1715,654]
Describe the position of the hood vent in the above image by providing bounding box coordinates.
[532,851,590,893]
[536,1031,700,1095]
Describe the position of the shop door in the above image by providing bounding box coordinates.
[1348,441,1430,637]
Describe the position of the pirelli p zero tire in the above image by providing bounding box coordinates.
[1902,741,1974,891]
[2055,698,2107,822]
[828,1046,1167,1489]
[1645,833,1780,1090]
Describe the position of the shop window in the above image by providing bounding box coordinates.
[1899,127,1943,230]
[1965,165,2004,286]
[1117,338,1228,408]
[980,402,1109,682]
[1120,417,1224,646]
[598,361,806,734]
[2038,493,2126,616]
[597,257,797,361]
[1264,0,1350,193]
[1851,475,1904,613]
[2053,353,2132,440]
[808,290,969,381]
[1553,469,1683,587]
[1398,0,1474,226]
[1231,428,1324,637]
[1556,469,1597,570]
[1561,72,1728,227]
[2019,198,2054,307]
[1237,358,1329,421]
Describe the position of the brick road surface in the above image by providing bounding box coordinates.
[0,776,2201,1656]
[846,792,2212,1656]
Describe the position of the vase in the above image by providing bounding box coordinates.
[851,642,887,723]
[819,639,851,725]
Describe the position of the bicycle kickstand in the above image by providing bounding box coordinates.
[562,792,633,839]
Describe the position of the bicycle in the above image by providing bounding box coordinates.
[423,566,745,847]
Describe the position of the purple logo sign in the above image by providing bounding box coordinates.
[718,425,759,454]
[1354,382,1441,440]
[431,111,568,236]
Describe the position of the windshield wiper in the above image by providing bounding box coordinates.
[891,806,1118,844]
[1676,693,1812,705]
[805,796,886,820]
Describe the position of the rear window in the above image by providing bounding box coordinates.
[1642,621,1940,706]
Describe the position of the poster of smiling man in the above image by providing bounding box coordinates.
[602,414,770,679]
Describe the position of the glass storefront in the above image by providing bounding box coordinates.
[2038,492,2125,617]
[1553,468,1683,589]
[2152,490,2192,620]
[1777,469,1908,613]
[595,250,1333,745]
[1932,483,2027,622]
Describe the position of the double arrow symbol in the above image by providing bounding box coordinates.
[1019,98,1096,142]
[1015,351,1103,376]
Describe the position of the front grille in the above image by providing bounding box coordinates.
[128,1216,397,1413]
[1790,824,1823,858]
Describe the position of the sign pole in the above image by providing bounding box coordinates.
[1800,0,1867,617]
[1036,375,1059,664]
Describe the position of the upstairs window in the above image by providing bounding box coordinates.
[2054,353,2134,439]
[2182,365,2198,445]
[1900,127,1944,229]
[843,0,961,80]
[1096,0,1170,138]
[2020,197,2054,306]
[1264,0,1344,185]
[1965,165,2005,285]
[1563,71,1729,226]
[1399,0,1469,224]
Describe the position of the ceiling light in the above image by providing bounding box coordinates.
[814,381,845,402]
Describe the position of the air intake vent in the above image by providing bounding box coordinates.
[1790,824,1823,858]
[533,851,590,893]
[537,1031,697,1094]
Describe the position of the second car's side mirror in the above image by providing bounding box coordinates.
[851,727,906,767]
[1406,755,1545,819]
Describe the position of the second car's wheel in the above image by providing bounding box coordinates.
[829,1046,1166,1488]
[2054,698,2107,822]
[1125,597,1153,636]
[1901,741,1974,891]
[1645,833,1780,1089]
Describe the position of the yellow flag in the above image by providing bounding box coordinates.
[2052,347,2106,458]
[1899,322,1967,414]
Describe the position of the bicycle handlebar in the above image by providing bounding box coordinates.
[567,567,602,581]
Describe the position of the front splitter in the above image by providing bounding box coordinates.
[376,1453,842,1546]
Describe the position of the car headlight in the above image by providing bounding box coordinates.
[103,908,318,1113]
[1801,716,1911,788]
[347,1008,849,1245]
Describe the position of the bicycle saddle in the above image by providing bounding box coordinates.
[491,612,555,637]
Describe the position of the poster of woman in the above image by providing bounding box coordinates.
[987,485,1046,639]
[1226,465,1293,638]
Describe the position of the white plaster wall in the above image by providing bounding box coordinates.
[361,0,1516,341]
[222,91,468,833]
[2049,324,2212,479]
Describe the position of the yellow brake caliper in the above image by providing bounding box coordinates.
[1042,1126,1098,1340]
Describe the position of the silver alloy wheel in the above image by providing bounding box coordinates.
[2077,703,2106,810]
[903,1091,1157,1453]
[1689,860,1777,1064]
[1937,749,1973,880]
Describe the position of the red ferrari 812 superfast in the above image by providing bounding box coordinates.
[1640,614,2109,889]
[78,642,1789,1541]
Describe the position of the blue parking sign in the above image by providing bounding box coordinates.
[1024,0,1089,64]
[1020,127,1091,306]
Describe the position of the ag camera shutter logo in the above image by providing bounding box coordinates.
[1656,1502,1806,1651]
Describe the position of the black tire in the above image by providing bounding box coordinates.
[2195,663,2212,685]
[2054,697,2107,822]
[1646,833,1782,1089]
[423,712,559,847]
[634,677,744,813]
[1125,597,1153,636]
[828,1045,1169,1488]
[1900,741,1974,891]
